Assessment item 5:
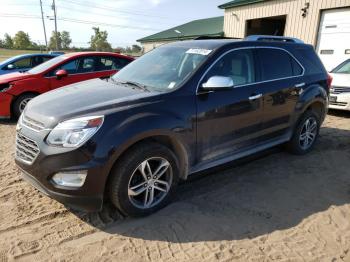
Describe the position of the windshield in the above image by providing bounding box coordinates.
[332,59,350,74]
[112,46,211,92]
[28,55,66,74]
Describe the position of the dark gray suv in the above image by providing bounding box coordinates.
[15,35,330,216]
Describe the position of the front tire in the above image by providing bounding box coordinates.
[13,94,36,119]
[108,142,179,217]
[286,110,320,155]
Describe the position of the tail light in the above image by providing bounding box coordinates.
[327,74,333,89]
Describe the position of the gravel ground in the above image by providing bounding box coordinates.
[0,111,350,262]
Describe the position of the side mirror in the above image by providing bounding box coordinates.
[55,69,68,79]
[201,76,234,91]
[7,64,15,70]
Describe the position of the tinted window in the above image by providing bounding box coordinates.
[204,49,255,86]
[32,56,43,67]
[113,57,131,70]
[258,49,301,81]
[294,47,325,74]
[78,57,95,73]
[291,58,303,75]
[12,57,31,69]
[59,59,79,74]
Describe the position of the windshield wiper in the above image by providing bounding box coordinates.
[121,80,150,92]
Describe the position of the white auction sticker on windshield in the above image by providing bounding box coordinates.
[186,48,212,56]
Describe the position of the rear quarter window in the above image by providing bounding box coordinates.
[293,47,326,75]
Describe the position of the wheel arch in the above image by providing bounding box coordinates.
[103,131,190,197]
[11,91,40,116]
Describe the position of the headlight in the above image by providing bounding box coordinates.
[47,116,104,148]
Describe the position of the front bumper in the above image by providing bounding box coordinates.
[19,168,103,212]
[15,125,110,212]
[0,92,13,118]
[329,92,350,111]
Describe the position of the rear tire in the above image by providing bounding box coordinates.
[13,94,36,119]
[108,142,179,217]
[286,110,320,155]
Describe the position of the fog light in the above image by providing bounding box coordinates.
[52,171,87,187]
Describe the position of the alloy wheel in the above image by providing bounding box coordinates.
[299,117,317,150]
[19,98,32,113]
[128,157,173,209]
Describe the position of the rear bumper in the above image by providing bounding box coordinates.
[0,92,13,118]
[329,93,350,111]
[18,166,104,212]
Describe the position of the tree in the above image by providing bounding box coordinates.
[131,44,142,53]
[49,31,62,50]
[3,33,13,49]
[61,31,72,49]
[13,31,32,49]
[0,39,3,48]
[89,27,112,51]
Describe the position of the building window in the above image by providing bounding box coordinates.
[320,50,334,55]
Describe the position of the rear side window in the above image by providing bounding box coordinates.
[79,57,95,73]
[294,47,325,74]
[57,59,80,75]
[12,57,32,69]
[257,48,303,81]
[112,57,131,70]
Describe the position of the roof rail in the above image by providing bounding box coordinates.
[245,35,304,44]
[194,36,238,40]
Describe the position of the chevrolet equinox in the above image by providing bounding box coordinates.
[15,36,330,217]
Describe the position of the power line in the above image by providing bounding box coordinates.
[59,0,182,20]
[0,13,161,31]
[55,4,169,25]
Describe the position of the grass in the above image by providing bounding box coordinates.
[0,48,49,62]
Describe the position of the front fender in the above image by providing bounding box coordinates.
[92,106,195,181]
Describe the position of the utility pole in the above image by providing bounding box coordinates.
[39,0,48,51]
[52,0,59,50]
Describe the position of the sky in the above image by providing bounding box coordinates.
[0,0,226,48]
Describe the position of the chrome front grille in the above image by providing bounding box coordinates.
[15,133,40,164]
[22,115,45,132]
[330,86,350,94]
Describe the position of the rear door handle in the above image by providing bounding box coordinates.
[249,94,262,100]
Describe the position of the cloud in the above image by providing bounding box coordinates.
[149,0,162,6]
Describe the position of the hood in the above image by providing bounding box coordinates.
[0,72,32,84]
[24,78,158,128]
[330,73,350,87]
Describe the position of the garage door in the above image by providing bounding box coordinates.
[316,8,350,71]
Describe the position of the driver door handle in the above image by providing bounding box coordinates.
[249,94,262,101]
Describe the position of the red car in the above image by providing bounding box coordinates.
[0,52,134,118]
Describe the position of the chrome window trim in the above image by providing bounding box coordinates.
[196,46,305,94]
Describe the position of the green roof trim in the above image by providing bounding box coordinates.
[137,16,224,43]
[218,0,269,9]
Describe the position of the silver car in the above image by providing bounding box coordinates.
[329,59,350,111]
